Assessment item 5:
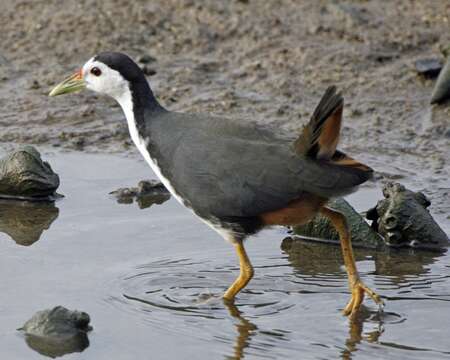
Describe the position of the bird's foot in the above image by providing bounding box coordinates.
[343,278,384,318]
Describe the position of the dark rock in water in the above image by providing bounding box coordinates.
[414,58,442,78]
[0,200,59,246]
[0,146,59,201]
[431,57,450,104]
[366,182,449,249]
[19,306,92,358]
[20,306,91,337]
[110,179,170,209]
[292,198,383,248]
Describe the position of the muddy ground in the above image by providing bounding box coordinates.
[0,0,449,219]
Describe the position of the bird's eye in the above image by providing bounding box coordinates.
[90,67,102,76]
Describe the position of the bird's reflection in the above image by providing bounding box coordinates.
[223,301,258,360]
[281,236,446,359]
[341,307,383,360]
[0,200,59,246]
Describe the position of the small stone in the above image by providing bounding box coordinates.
[29,79,41,90]
[137,54,157,64]
[142,65,157,76]
[366,50,398,63]
[414,58,442,78]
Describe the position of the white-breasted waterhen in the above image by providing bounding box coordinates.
[50,52,383,317]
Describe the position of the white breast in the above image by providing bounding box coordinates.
[116,90,185,205]
[115,90,236,242]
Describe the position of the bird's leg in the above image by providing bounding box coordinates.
[223,240,254,302]
[320,207,383,318]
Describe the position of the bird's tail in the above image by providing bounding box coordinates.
[294,86,373,177]
[294,86,343,159]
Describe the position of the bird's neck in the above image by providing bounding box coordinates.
[115,79,165,143]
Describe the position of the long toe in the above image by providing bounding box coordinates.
[344,281,384,318]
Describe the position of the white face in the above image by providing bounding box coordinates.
[82,57,129,100]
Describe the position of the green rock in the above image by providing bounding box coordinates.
[366,182,449,250]
[19,306,92,358]
[292,198,383,248]
[0,146,59,200]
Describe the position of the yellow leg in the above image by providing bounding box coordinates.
[223,240,254,302]
[320,207,383,318]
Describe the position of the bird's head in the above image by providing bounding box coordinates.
[49,52,147,102]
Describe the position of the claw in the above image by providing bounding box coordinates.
[343,279,384,318]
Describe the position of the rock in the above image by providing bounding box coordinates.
[0,146,60,201]
[0,200,59,246]
[19,306,92,358]
[414,58,442,78]
[110,179,170,209]
[292,198,383,248]
[366,182,449,249]
[142,65,157,76]
[431,57,450,104]
[137,54,157,64]
[439,44,450,58]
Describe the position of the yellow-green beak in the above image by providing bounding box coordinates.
[49,70,86,97]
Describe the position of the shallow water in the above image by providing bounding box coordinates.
[0,152,449,360]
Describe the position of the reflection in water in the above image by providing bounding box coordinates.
[0,200,59,246]
[224,302,258,360]
[342,307,384,360]
[281,237,447,358]
[112,239,448,360]
[24,333,89,358]
[281,236,445,281]
[118,256,292,360]
[114,192,170,209]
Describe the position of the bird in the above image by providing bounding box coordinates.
[49,51,383,318]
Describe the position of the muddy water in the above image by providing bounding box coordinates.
[0,152,449,360]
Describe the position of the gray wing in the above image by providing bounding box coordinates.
[149,112,366,218]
